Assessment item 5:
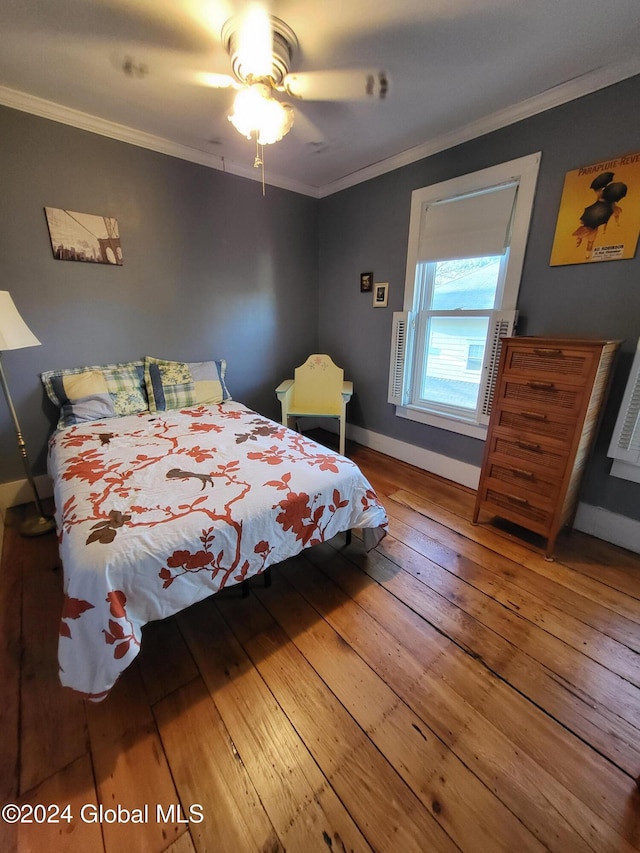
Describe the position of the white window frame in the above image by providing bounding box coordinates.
[389,152,541,439]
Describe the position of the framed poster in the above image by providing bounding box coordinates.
[549,152,640,266]
[44,207,123,265]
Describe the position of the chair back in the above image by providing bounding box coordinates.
[293,355,344,416]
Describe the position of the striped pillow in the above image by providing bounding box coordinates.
[42,361,148,428]
[144,357,231,412]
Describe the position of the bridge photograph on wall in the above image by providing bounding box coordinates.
[44,207,123,265]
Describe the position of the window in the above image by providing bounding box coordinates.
[466,342,484,372]
[608,337,640,483]
[389,153,540,438]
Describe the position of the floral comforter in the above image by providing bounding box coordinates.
[48,401,388,699]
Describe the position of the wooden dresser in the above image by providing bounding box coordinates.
[472,336,619,559]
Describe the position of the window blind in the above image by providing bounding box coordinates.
[418,183,518,262]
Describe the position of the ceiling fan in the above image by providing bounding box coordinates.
[196,4,389,148]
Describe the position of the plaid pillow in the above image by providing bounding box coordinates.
[42,361,148,428]
[144,357,231,412]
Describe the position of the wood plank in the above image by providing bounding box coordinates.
[373,525,640,732]
[164,830,196,853]
[351,444,476,515]
[19,530,88,795]
[5,440,640,853]
[178,597,376,853]
[322,536,640,777]
[15,755,103,853]
[382,492,640,652]
[353,440,640,601]
[0,511,23,804]
[245,573,546,852]
[377,516,640,688]
[278,553,638,853]
[389,487,640,624]
[387,490,640,651]
[154,677,283,853]
[86,663,185,853]
[237,620,459,853]
[305,544,639,845]
[560,532,640,598]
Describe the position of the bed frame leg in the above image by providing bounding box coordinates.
[345,529,352,546]
[242,568,271,598]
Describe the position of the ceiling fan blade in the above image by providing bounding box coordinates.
[108,46,239,91]
[283,69,389,102]
[290,107,325,145]
[193,71,238,89]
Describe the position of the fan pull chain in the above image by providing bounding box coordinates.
[253,137,266,197]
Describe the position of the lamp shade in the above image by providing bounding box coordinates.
[0,291,41,351]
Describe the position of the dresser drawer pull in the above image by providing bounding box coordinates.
[505,493,529,506]
[516,440,541,452]
[509,467,535,480]
[533,348,563,357]
[527,381,555,390]
[521,410,548,421]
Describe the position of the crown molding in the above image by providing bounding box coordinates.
[318,57,640,198]
[0,84,320,198]
[1,55,639,201]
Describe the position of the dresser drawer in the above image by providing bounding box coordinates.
[498,376,586,417]
[483,458,561,499]
[493,405,577,446]
[502,344,598,384]
[479,484,553,535]
[489,432,568,475]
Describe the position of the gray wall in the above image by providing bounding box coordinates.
[2,76,640,526]
[0,106,318,483]
[318,74,640,523]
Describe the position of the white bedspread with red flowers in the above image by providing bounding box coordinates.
[48,401,388,699]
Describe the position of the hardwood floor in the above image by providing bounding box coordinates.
[1,439,639,852]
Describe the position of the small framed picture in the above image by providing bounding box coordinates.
[373,282,389,307]
[360,271,373,292]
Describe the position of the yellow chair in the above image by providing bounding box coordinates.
[276,354,353,456]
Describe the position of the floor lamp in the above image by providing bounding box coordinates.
[0,291,56,536]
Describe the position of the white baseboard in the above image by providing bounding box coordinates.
[0,474,54,512]
[347,423,481,489]
[573,503,640,556]
[347,423,640,556]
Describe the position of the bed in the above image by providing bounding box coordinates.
[43,357,388,700]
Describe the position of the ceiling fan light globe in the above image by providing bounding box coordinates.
[228,85,294,145]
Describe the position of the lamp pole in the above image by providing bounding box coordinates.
[0,352,55,536]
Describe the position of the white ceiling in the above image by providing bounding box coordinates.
[1,0,639,196]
